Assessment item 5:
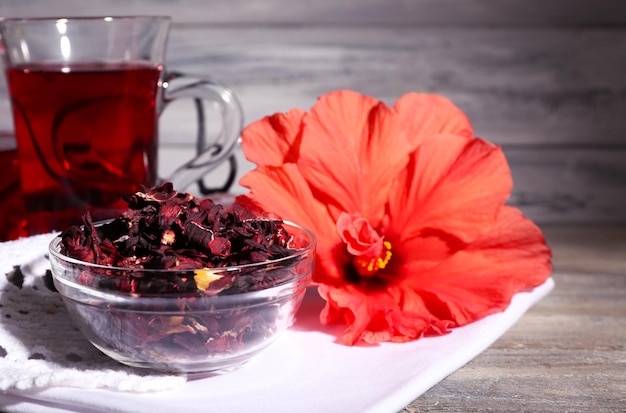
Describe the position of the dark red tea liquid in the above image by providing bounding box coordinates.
[6,62,162,236]
[0,134,28,241]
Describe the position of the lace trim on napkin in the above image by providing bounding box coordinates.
[0,233,186,392]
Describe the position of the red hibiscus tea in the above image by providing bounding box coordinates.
[0,133,28,241]
[6,62,163,235]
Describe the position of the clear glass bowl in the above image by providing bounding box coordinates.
[48,222,315,376]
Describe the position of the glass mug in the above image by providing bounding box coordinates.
[0,16,243,240]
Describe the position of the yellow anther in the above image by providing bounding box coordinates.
[353,241,393,277]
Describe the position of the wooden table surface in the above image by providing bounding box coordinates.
[401,225,626,412]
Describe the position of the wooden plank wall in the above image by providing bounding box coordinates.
[1,0,625,224]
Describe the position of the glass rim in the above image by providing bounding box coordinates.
[0,15,172,25]
[48,220,317,275]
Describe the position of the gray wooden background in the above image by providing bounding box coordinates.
[1,0,625,224]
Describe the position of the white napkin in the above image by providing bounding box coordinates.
[0,233,554,413]
[0,233,186,393]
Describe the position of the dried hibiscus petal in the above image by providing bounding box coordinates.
[58,182,304,363]
[59,182,298,295]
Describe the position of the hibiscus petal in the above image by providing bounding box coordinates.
[241,108,306,166]
[388,135,512,243]
[239,164,335,240]
[336,212,383,256]
[403,206,552,325]
[387,286,455,340]
[298,90,412,226]
[391,228,466,275]
[393,93,474,149]
[319,283,442,344]
[462,206,552,292]
[318,284,398,345]
[239,164,345,285]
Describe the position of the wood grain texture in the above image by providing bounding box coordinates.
[504,146,626,223]
[0,0,624,224]
[401,225,626,413]
[0,26,623,147]
[160,27,626,146]
[2,0,626,26]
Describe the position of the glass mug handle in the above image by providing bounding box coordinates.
[159,72,244,194]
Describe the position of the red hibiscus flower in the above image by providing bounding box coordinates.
[239,90,552,345]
